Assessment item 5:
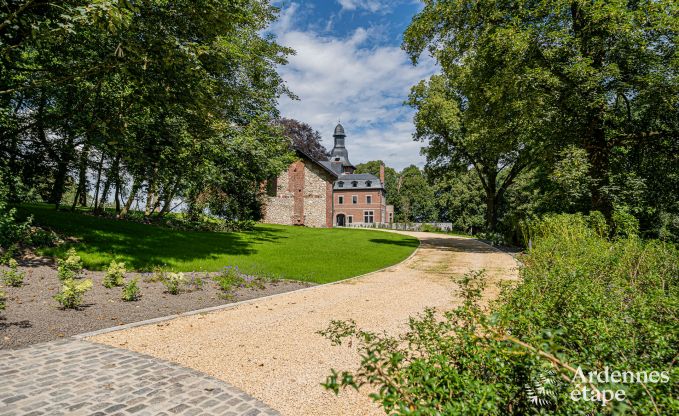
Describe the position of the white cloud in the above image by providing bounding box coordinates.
[337,0,388,13]
[272,4,437,170]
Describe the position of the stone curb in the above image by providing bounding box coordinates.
[73,231,423,340]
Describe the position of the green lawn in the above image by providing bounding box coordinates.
[19,204,419,284]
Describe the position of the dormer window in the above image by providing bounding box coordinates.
[338,181,344,188]
[365,180,372,187]
[335,157,340,161]
[352,181,358,187]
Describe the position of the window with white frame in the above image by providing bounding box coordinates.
[352,195,357,204]
[347,216,353,224]
[338,195,344,204]
[366,195,372,204]
[364,210,374,223]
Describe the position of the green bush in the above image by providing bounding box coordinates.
[0,202,32,251]
[121,278,141,301]
[2,259,25,287]
[0,289,5,312]
[28,227,60,247]
[213,266,267,298]
[322,213,679,415]
[54,278,92,309]
[57,248,83,280]
[420,223,442,233]
[103,261,126,288]
[161,272,185,295]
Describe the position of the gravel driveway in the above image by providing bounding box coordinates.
[90,231,519,415]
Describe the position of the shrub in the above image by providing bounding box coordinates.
[2,259,25,287]
[0,289,5,312]
[214,266,266,297]
[420,223,442,233]
[103,261,126,288]
[57,248,83,280]
[121,278,141,301]
[322,214,679,415]
[54,278,92,309]
[28,227,60,247]
[0,244,18,265]
[186,272,206,291]
[161,272,185,295]
[0,200,32,250]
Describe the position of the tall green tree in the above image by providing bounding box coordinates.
[354,160,399,205]
[1,0,295,222]
[394,165,438,223]
[404,0,679,232]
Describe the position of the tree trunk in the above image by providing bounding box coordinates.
[144,166,158,217]
[158,179,180,216]
[92,152,105,211]
[585,118,612,219]
[71,142,91,211]
[119,178,141,219]
[99,154,119,212]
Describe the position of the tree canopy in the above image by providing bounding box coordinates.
[404,0,679,237]
[1,0,295,222]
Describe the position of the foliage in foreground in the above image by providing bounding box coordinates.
[0,289,5,312]
[57,248,83,281]
[2,259,24,287]
[54,278,93,309]
[214,266,268,299]
[160,272,186,295]
[103,261,126,288]
[121,279,141,302]
[321,214,678,415]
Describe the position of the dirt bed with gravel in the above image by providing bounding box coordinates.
[0,261,312,349]
[91,231,519,416]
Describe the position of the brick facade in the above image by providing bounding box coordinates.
[332,189,386,226]
[262,123,394,228]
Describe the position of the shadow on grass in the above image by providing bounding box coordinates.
[20,204,288,271]
[369,238,420,248]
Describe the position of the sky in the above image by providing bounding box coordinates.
[268,0,437,171]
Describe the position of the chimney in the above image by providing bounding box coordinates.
[379,163,385,184]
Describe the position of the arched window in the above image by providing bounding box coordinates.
[352,181,358,187]
[365,180,372,187]
[338,181,344,188]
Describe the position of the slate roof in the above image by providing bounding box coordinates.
[333,173,384,190]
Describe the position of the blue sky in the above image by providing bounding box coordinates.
[268,1,436,170]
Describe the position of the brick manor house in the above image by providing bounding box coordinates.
[263,123,394,227]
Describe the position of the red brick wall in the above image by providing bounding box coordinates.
[325,181,333,228]
[333,189,386,224]
[289,161,305,225]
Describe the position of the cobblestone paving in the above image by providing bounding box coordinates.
[0,339,279,416]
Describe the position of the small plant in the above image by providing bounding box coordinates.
[214,266,267,297]
[214,266,241,293]
[0,244,18,265]
[121,278,141,301]
[144,265,166,282]
[2,259,25,287]
[161,272,185,295]
[0,289,6,312]
[186,272,205,291]
[103,261,126,288]
[57,248,83,280]
[54,278,92,309]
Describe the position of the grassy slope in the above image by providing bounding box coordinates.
[20,204,419,284]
